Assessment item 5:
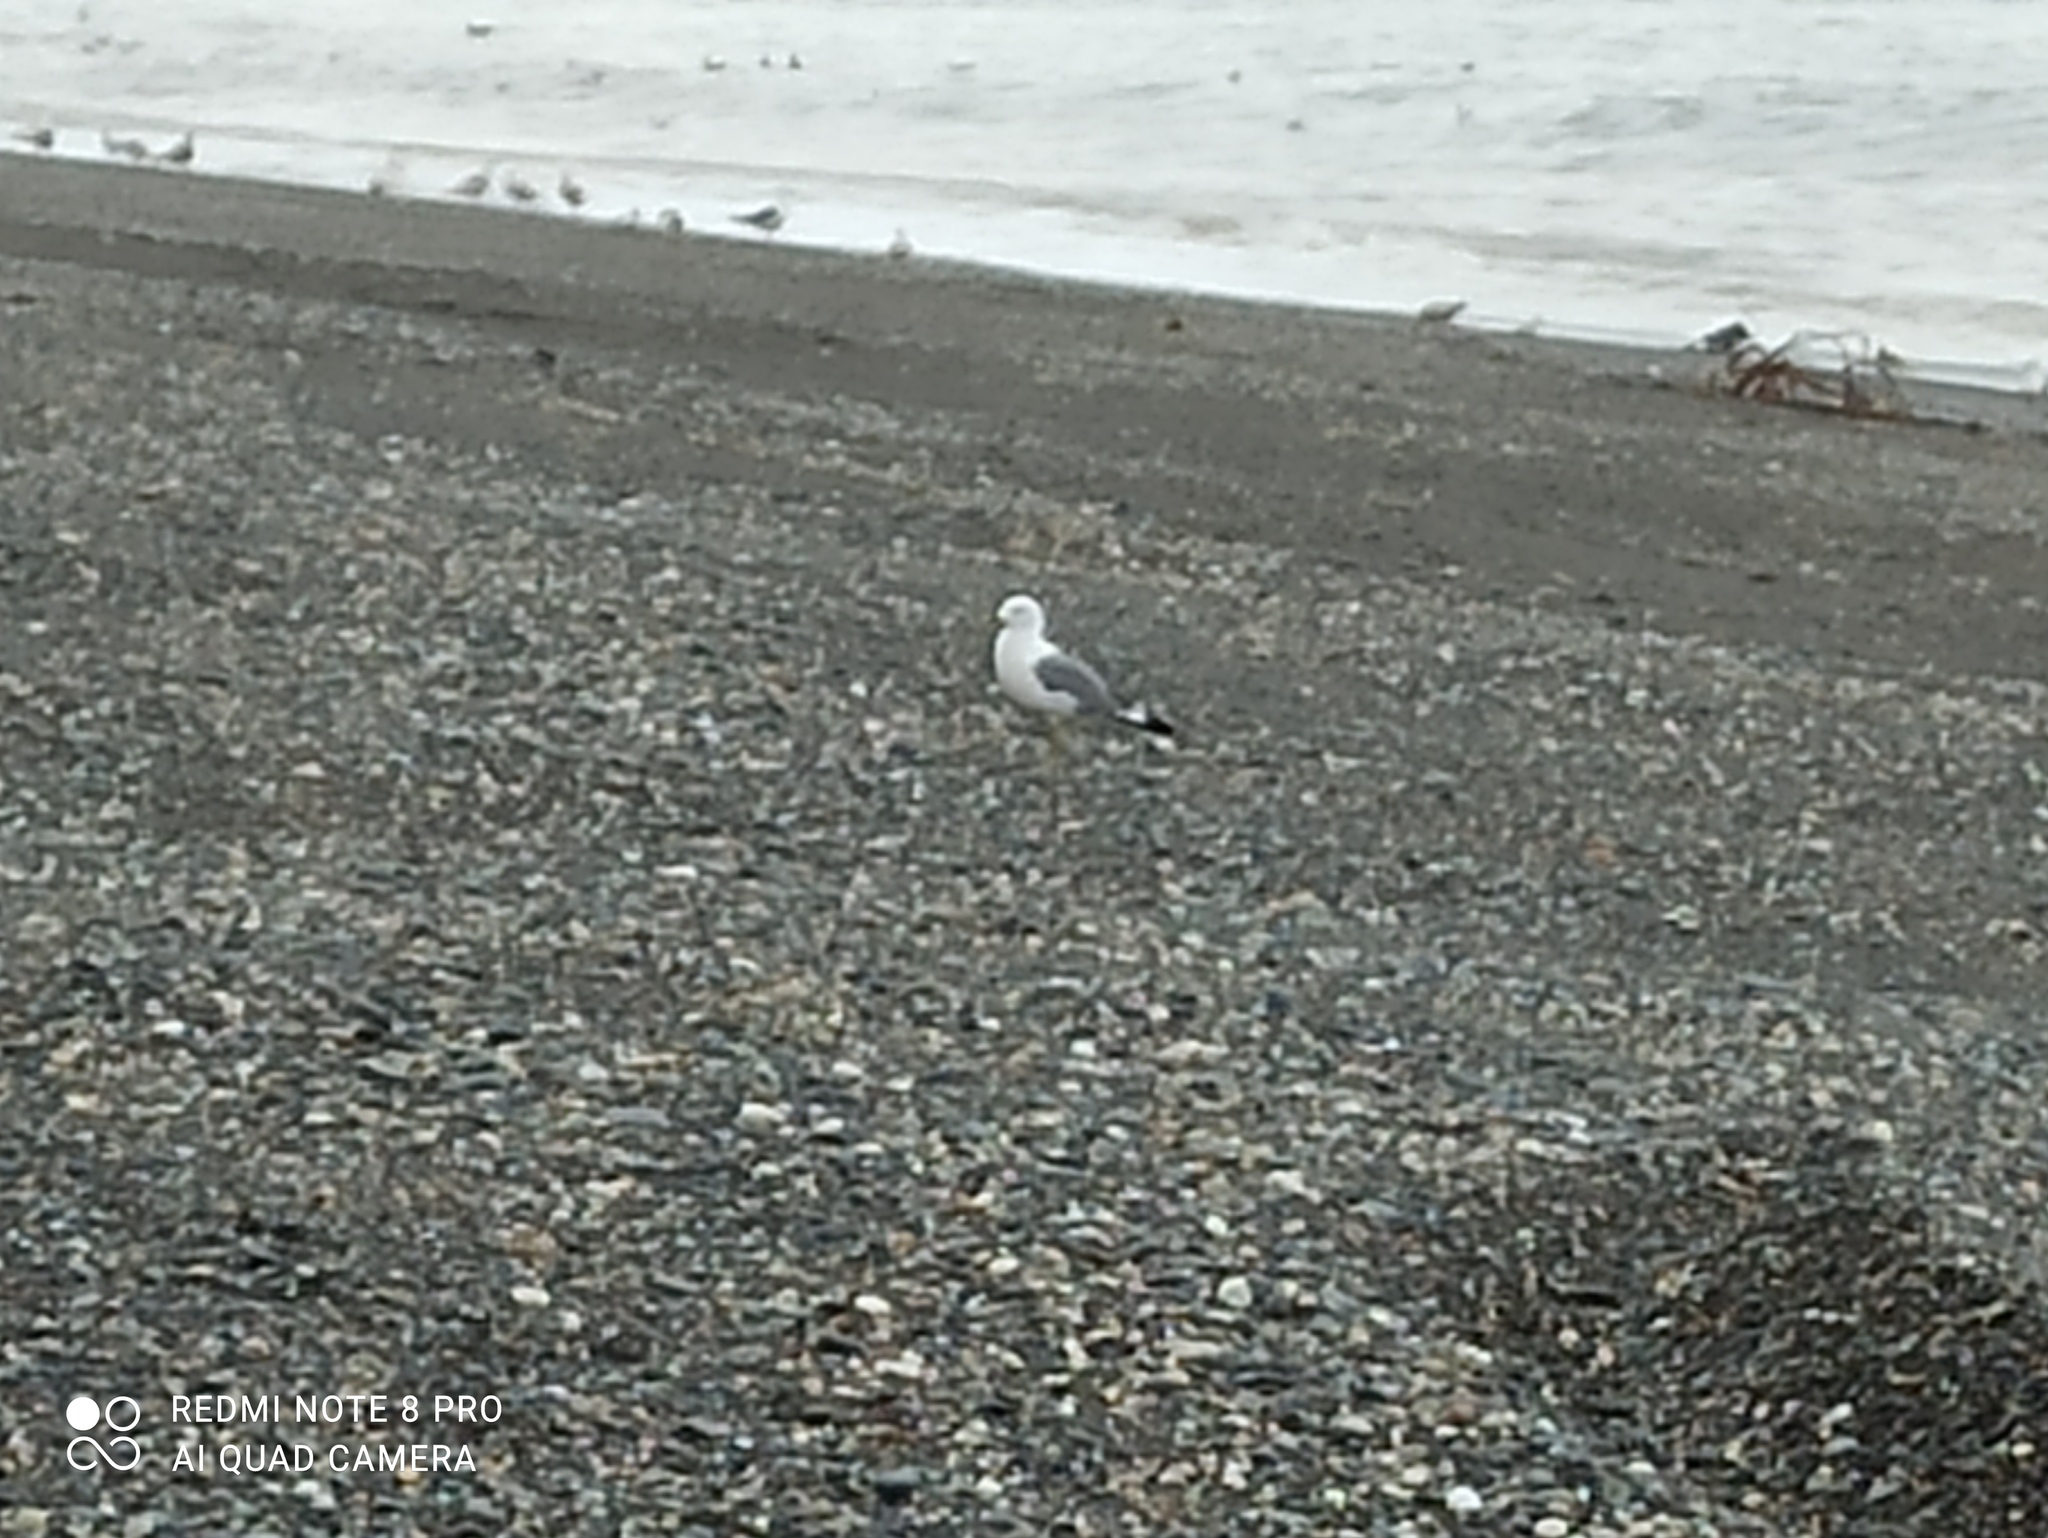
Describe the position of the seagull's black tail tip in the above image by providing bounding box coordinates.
[1118,707,1175,739]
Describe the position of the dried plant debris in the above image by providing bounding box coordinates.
[1,253,2046,1537]
[1702,328,1913,419]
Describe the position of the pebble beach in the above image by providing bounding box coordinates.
[2,157,2047,1535]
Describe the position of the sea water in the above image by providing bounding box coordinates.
[2,0,2043,390]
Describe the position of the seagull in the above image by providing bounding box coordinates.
[16,126,54,150]
[1696,319,1752,354]
[732,203,784,234]
[450,168,491,198]
[558,172,586,207]
[886,228,914,260]
[657,208,685,234]
[993,594,1173,744]
[502,170,538,202]
[157,131,194,165]
[101,131,149,161]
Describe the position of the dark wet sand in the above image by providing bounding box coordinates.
[3,153,2046,681]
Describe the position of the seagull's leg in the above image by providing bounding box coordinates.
[1042,720,1069,836]
[1035,719,1068,774]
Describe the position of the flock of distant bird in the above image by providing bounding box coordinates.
[6,17,1375,275]
[4,120,898,253]
[0,21,1039,263]
[5,19,995,262]
[12,124,192,166]
[432,164,796,244]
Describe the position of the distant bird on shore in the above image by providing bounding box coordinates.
[1696,319,1752,354]
[1417,298,1466,325]
[558,172,586,208]
[157,131,194,166]
[450,168,491,198]
[465,18,496,38]
[101,131,149,161]
[15,126,54,150]
[733,203,784,235]
[502,170,538,202]
[788,52,803,70]
[994,594,1174,743]
[658,208,685,234]
[702,54,727,72]
[887,229,914,260]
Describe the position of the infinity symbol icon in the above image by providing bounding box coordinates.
[67,1434,141,1471]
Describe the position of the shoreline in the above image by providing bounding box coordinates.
[10,132,2048,411]
[6,149,2048,432]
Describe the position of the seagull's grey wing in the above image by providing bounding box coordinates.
[1034,651,1121,717]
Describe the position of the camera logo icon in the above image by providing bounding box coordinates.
[65,1395,141,1472]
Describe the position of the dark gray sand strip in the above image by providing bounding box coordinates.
[2,158,2046,1535]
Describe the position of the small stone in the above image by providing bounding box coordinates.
[1216,1275,1254,1310]
[1265,1168,1317,1201]
[510,1283,551,1308]
[1445,1484,1483,1513]
[873,1466,923,1502]
[874,1350,926,1380]
[608,1106,670,1129]
[735,1100,788,1135]
[1533,1520,1572,1538]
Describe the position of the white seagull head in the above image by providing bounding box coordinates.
[996,593,1046,635]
